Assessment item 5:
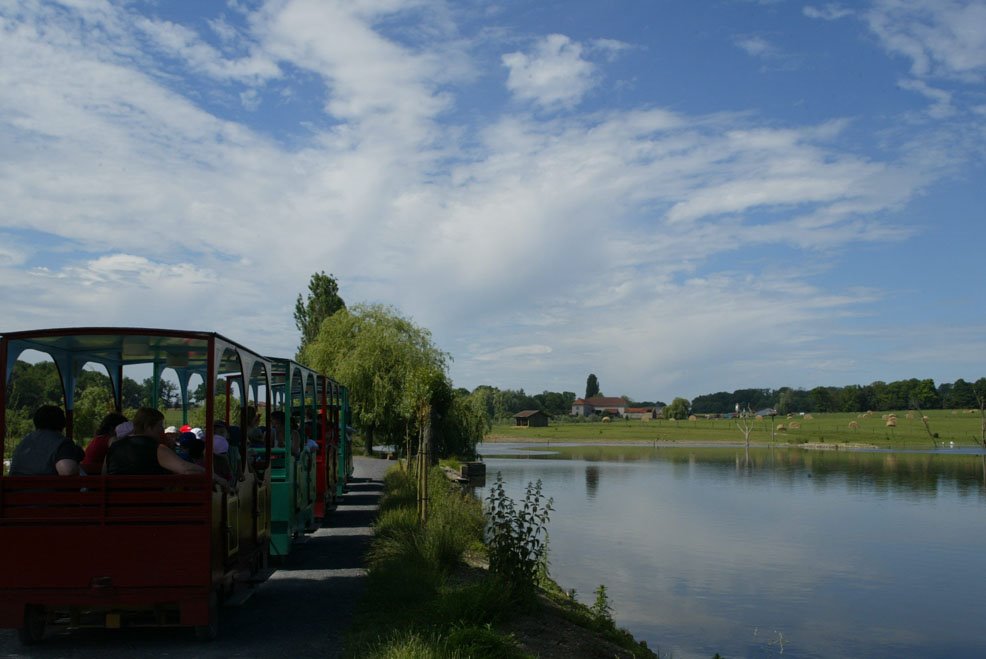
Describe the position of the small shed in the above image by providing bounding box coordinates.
[514,410,550,427]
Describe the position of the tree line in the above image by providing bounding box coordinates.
[688,378,986,415]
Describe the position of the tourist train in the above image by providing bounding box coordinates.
[0,327,353,643]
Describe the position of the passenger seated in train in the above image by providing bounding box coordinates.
[226,425,243,477]
[212,423,234,483]
[105,408,204,476]
[177,431,204,463]
[80,411,127,475]
[9,405,83,476]
[270,411,302,457]
[246,405,265,447]
[163,425,180,450]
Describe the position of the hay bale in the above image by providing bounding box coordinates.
[688,415,697,421]
[804,414,813,420]
[756,415,763,421]
[849,421,859,430]
[922,415,929,422]
[776,424,786,432]
[789,422,800,430]
[886,418,896,427]
[602,416,611,423]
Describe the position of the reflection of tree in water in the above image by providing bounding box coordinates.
[550,445,986,498]
[585,465,600,499]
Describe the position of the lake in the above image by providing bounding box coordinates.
[477,443,986,658]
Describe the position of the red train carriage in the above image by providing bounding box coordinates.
[0,328,272,642]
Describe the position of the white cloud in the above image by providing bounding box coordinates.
[473,344,553,362]
[502,34,597,109]
[735,35,774,57]
[589,37,632,61]
[897,77,954,117]
[240,88,261,110]
[135,16,281,82]
[803,4,854,21]
[0,0,977,398]
[865,0,986,80]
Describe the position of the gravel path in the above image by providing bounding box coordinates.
[0,456,392,658]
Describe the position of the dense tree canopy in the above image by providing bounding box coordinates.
[299,303,490,457]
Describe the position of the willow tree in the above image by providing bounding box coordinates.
[300,304,447,455]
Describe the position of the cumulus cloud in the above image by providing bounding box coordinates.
[502,34,597,109]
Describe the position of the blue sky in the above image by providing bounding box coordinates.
[2,0,985,402]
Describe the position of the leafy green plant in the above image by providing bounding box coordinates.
[591,584,614,625]
[484,473,553,597]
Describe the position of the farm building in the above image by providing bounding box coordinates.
[625,407,658,420]
[514,410,550,427]
[571,396,629,417]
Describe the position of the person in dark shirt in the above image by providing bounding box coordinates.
[106,408,204,476]
[10,405,82,476]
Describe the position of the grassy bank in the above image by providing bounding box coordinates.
[346,466,656,658]
[488,409,986,450]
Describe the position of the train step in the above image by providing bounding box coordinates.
[233,567,276,589]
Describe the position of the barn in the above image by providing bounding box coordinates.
[514,410,550,427]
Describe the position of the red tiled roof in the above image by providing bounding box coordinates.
[585,396,627,407]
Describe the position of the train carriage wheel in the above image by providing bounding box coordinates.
[193,590,220,642]
[17,605,45,645]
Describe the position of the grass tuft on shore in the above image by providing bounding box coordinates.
[347,463,657,658]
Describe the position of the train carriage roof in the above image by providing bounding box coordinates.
[1,327,269,379]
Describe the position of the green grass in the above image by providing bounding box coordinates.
[347,466,521,657]
[490,409,986,450]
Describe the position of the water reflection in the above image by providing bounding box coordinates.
[479,444,986,658]
[480,443,986,499]
[584,465,599,499]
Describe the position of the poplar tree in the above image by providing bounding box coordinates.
[294,271,346,355]
[585,373,600,399]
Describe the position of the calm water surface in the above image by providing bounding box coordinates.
[478,443,986,658]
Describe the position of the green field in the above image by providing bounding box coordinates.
[488,410,986,450]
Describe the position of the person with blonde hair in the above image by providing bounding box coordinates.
[106,407,204,476]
